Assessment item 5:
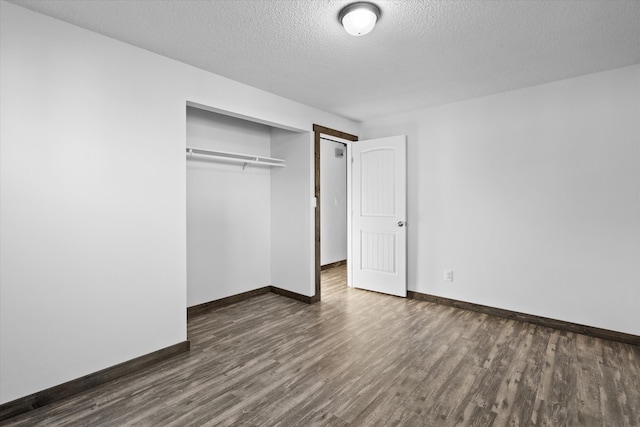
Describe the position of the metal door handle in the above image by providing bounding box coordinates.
[398,221,405,227]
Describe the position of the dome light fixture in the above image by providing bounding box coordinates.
[339,2,381,36]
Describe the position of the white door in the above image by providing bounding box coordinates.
[351,135,407,297]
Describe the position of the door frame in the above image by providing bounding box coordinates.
[312,124,358,302]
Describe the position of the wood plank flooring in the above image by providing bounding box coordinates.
[3,265,639,426]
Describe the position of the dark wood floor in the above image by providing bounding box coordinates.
[3,265,640,426]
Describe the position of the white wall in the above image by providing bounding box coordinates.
[0,3,187,404]
[0,2,358,404]
[186,108,272,306]
[270,129,316,297]
[321,140,348,265]
[362,64,640,335]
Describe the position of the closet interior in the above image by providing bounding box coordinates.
[186,106,313,307]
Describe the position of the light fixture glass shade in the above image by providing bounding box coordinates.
[339,2,380,36]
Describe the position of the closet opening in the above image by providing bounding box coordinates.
[186,104,314,319]
[312,125,358,302]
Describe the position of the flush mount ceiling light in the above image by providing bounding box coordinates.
[339,2,381,36]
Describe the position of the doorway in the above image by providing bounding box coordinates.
[313,125,358,302]
[320,136,348,295]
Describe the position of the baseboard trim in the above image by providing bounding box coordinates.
[0,340,190,422]
[321,260,346,271]
[270,286,314,304]
[188,287,271,317]
[407,291,640,346]
[188,287,313,320]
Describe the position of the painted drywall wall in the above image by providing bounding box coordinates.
[186,107,272,307]
[0,3,187,404]
[320,140,348,265]
[0,2,357,404]
[270,129,315,297]
[361,64,640,335]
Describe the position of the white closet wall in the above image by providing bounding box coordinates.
[186,107,272,306]
[271,129,315,297]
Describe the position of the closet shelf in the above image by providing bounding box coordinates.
[186,147,286,168]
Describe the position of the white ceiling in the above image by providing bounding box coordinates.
[8,0,640,122]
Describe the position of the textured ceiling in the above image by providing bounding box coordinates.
[7,0,640,122]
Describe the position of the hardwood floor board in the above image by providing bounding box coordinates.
[425,324,515,425]
[477,323,534,425]
[611,343,640,426]
[316,333,408,420]
[361,332,455,424]
[530,329,561,425]
[425,319,512,423]
[350,388,407,426]
[262,371,353,424]
[551,333,580,425]
[593,342,640,427]
[257,379,329,425]
[385,312,494,425]
[168,392,243,427]
[606,342,640,426]
[3,264,639,426]
[404,343,479,423]
[573,334,606,426]
[252,361,346,422]
[506,325,554,426]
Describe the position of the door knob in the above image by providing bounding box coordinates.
[398,221,405,227]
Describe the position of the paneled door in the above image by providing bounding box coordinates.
[351,135,407,297]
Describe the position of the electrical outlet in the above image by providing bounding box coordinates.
[444,270,453,281]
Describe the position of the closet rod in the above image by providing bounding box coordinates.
[186,147,286,168]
